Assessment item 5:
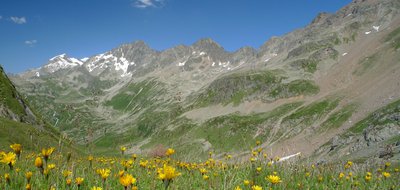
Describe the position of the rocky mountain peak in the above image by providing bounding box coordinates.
[42,53,83,73]
[192,38,223,51]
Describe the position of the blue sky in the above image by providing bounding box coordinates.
[0,0,351,73]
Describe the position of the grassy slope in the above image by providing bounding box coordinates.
[0,66,26,117]
[349,99,400,134]
[193,70,319,107]
[0,66,82,154]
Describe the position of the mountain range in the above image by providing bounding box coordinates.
[8,0,400,161]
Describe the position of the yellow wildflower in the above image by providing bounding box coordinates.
[139,160,148,168]
[91,187,102,190]
[75,177,84,186]
[251,185,262,190]
[120,146,126,155]
[158,164,181,180]
[47,163,56,170]
[0,152,16,169]
[266,175,282,184]
[344,161,353,169]
[235,186,242,190]
[119,173,136,187]
[97,168,111,180]
[66,179,72,186]
[25,171,33,182]
[63,170,72,178]
[365,175,372,181]
[118,170,125,177]
[382,172,390,178]
[88,155,94,161]
[34,157,43,168]
[203,175,209,180]
[10,144,22,157]
[199,168,207,175]
[166,148,175,156]
[244,180,250,185]
[41,147,55,161]
[26,183,31,190]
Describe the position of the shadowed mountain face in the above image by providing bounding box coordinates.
[10,0,400,161]
[0,65,74,152]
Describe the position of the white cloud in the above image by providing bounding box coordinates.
[10,16,26,24]
[133,0,165,8]
[25,40,37,47]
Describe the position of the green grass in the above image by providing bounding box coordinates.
[190,102,303,152]
[105,80,165,111]
[384,26,400,49]
[231,90,248,106]
[349,99,400,134]
[139,117,198,151]
[0,66,26,117]
[282,98,340,129]
[136,111,171,137]
[0,117,81,153]
[319,104,358,131]
[285,80,320,96]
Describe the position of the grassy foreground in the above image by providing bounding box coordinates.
[0,142,398,190]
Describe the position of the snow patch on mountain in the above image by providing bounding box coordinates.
[373,25,380,32]
[85,53,135,77]
[43,54,83,73]
[264,53,278,62]
[178,61,186,67]
[115,57,135,77]
[49,53,66,61]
